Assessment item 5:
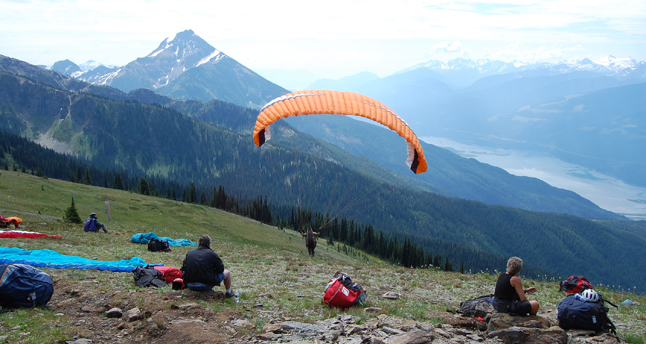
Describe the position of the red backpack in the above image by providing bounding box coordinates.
[323,271,366,309]
[153,266,183,284]
[559,275,593,294]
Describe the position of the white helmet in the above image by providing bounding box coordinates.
[581,289,600,302]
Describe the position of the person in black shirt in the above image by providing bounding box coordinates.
[181,234,234,297]
[493,257,539,315]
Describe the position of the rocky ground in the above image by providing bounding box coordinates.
[1,171,644,344]
[3,266,637,344]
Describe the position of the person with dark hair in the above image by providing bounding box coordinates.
[181,234,234,296]
[493,257,540,315]
[83,213,108,233]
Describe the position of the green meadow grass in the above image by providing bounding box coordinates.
[0,170,644,343]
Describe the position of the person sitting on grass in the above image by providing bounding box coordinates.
[83,213,109,233]
[493,256,540,316]
[181,234,234,297]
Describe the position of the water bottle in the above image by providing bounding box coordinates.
[575,293,585,301]
[234,290,239,303]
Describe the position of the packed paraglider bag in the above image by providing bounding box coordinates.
[147,238,171,252]
[323,271,366,309]
[153,266,182,283]
[132,265,166,288]
[559,275,594,294]
[0,264,54,308]
[459,294,495,318]
[557,286,617,334]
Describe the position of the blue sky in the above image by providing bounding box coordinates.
[1,0,644,79]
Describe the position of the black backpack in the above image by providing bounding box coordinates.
[132,266,166,288]
[557,294,617,334]
[147,238,171,252]
[459,294,494,317]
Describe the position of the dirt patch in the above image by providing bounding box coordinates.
[47,275,251,343]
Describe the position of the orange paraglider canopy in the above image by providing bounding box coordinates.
[253,90,427,174]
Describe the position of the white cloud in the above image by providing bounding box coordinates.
[433,41,463,54]
[0,0,644,76]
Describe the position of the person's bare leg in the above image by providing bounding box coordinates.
[223,270,232,290]
[530,300,540,315]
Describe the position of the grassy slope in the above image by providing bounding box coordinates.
[0,170,644,343]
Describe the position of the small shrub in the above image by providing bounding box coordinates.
[63,197,82,224]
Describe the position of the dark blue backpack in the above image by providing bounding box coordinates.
[557,294,616,334]
[0,264,54,307]
[84,217,98,232]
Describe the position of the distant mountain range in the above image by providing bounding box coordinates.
[397,56,646,87]
[303,59,646,189]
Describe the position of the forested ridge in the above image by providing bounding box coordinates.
[0,128,555,280]
[0,62,645,291]
[1,54,625,220]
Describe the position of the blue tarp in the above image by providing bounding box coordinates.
[0,247,151,272]
[130,232,196,247]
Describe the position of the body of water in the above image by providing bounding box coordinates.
[421,136,646,220]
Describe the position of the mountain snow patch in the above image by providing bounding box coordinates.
[149,39,172,57]
[196,49,222,67]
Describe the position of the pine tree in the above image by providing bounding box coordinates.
[444,257,453,272]
[137,177,152,195]
[64,197,82,224]
[433,254,442,268]
[216,185,226,209]
[188,183,197,203]
[209,187,217,207]
[83,167,92,185]
[113,173,123,190]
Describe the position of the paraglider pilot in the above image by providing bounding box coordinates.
[83,213,109,233]
[301,226,319,256]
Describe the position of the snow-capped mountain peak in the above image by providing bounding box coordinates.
[76,30,230,92]
[78,60,103,71]
[594,55,637,71]
[144,29,223,67]
[399,55,644,84]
